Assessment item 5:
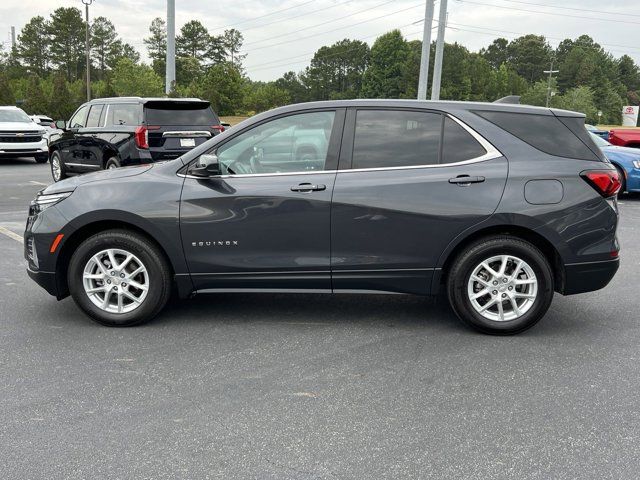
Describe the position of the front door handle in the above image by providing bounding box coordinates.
[291,183,326,192]
[448,175,485,185]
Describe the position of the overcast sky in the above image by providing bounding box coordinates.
[1,0,639,81]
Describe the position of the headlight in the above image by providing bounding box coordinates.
[31,191,73,214]
[633,160,640,169]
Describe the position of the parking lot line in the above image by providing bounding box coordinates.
[0,226,23,244]
[29,181,48,186]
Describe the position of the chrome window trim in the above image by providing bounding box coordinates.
[65,162,100,169]
[101,104,110,128]
[179,112,503,180]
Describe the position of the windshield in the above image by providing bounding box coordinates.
[589,132,610,147]
[0,109,33,123]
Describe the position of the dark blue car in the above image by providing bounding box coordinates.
[590,132,640,194]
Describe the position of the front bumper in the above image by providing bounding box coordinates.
[27,266,59,297]
[0,139,48,156]
[562,258,619,295]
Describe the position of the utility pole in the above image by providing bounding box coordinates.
[82,0,93,102]
[430,0,447,100]
[166,0,176,95]
[543,59,559,107]
[417,0,436,100]
[10,26,15,50]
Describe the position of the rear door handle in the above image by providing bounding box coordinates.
[290,183,326,192]
[448,175,485,185]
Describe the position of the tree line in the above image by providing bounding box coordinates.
[0,7,639,125]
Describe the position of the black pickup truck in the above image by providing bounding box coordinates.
[48,97,224,182]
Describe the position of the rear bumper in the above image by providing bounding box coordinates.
[562,258,619,295]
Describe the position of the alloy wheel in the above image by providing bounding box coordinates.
[467,254,538,322]
[82,248,149,314]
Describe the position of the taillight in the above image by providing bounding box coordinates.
[212,124,225,134]
[134,125,148,149]
[581,170,621,198]
[50,122,56,128]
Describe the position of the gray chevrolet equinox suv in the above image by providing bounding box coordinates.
[24,100,621,334]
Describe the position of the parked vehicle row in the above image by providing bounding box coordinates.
[0,106,49,163]
[48,97,225,182]
[609,128,640,149]
[590,132,640,194]
[25,99,620,335]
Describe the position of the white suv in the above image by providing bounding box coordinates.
[0,106,48,163]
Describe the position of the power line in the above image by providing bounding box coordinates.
[209,0,317,31]
[244,1,424,53]
[244,0,396,46]
[480,0,640,19]
[453,0,640,26]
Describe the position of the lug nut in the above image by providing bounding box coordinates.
[110,271,115,276]
[120,273,125,278]
[508,286,513,290]
[121,283,127,287]
[113,286,118,290]
[502,278,508,283]
[493,280,498,285]
[502,293,507,298]
[492,290,498,295]
[106,280,111,284]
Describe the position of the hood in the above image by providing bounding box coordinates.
[43,164,154,195]
[0,121,44,132]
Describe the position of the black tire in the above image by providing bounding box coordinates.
[614,165,626,196]
[105,157,121,170]
[446,235,554,335]
[34,153,49,163]
[50,151,67,182]
[67,229,172,327]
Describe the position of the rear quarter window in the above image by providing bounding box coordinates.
[109,103,140,126]
[475,110,601,161]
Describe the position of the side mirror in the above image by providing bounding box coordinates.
[191,153,221,177]
[55,120,66,130]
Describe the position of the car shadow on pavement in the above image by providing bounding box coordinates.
[157,292,464,332]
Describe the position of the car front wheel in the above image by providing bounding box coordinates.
[50,151,66,182]
[447,235,554,335]
[67,229,172,327]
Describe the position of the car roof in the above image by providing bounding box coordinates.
[257,99,585,118]
[0,105,22,110]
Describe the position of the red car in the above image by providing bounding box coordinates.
[609,129,640,148]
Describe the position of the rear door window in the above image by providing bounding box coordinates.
[352,110,442,169]
[109,103,140,126]
[86,104,104,128]
[144,103,219,126]
[442,117,487,164]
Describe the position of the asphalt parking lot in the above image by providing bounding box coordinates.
[1,158,640,479]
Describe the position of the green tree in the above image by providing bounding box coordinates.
[144,17,166,62]
[302,38,369,100]
[23,76,48,114]
[556,86,597,121]
[47,73,75,119]
[111,58,163,96]
[361,30,410,98]
[48,7,86,81]
[0,73,15,105]
[177,20,225,65]
[506,34,552,83]
[244,83,290,113]
[16,16,50,76]
[274,71,309,104]
[91,16,119,79]
[223,29,246,67]
[196,62,245,115]
[480,38,508,70]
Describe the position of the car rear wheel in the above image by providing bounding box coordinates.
[67,229,172,327]
[105,157,121,170]
[447,235,554,335]
[50,151,66,182]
